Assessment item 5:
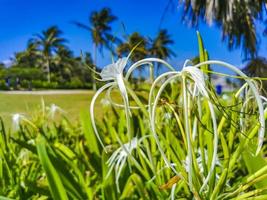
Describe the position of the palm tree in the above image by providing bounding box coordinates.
[14,42,42,68]
[117,32,148,81]
[149,29,175,78]
[180,0,266,59]
[243,57,267,93]
[73,8,117,90]
[30,26,66,82]
[117,32,147,62]
[53,46,75,82]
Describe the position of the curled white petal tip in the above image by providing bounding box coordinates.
[182,66,209,98]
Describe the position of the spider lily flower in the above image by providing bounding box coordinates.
[91,53,176,152]
[106,137,140,193]
[100,57,130,113]
[12,113,38,131]
[90,55,132,152]
[193,60,265,155]
[12,113,26,131]
[149,61,218,191]
[149,60,265,193]
[48,104,65,119]
[104,57,176,111]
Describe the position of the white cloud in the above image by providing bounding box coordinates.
[1,59,13,67]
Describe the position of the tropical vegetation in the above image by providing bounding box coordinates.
[0,4,267,200]
[1,5,266,90]
[0,32,267,199]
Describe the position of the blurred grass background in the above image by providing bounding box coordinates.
[0,91,103,127]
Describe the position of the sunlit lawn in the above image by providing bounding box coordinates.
[0,90,109,128]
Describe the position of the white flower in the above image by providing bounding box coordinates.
[193,60,265,155]
[100,58,129,113]
[100,58,127,81]
[106,137,139,192]
[91,51,176,153]
[90,57,131,152]
[48,104,65,119]
[12,113,38,131]
[12,113,25,131]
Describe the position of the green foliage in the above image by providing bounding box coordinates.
[0,32,267,200]
[0,87,266,199]
[36,135,69,200]
[181,0,267,59]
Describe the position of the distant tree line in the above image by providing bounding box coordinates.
[0,8,175,90]
[1,4,266,90]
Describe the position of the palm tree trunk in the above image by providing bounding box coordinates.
[46,57,51,83]
[92,43,97,91]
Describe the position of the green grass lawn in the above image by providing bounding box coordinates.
[0,90,109,128]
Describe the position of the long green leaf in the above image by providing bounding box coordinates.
[36,135,69,200]
[243,141,267,189]
[80,111,100,156]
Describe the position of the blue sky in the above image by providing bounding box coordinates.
[0,0,266,71]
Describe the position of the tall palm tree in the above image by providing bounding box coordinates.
[117,32,147,62]
[53,46,75,82]
[117,32,148,81]
[180,0,267,59]
[14,42,42,68]
[149,29,175,78]
[31,26,66,82]
[73,8,117,90]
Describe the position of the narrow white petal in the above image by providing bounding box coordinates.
[125,58,175,80]
[90,82,116,152]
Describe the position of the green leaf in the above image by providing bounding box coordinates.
[243,141,267,189]
[0,117,7,151]
[0,196,15,200]
[49,150,88,200]
[54,142,76,160]
[80,111,100,156]
[197,31,206,64]
[197,31,210,79]
[36,135,69,200]
[120,173,148,199]
[101,151,117,200]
